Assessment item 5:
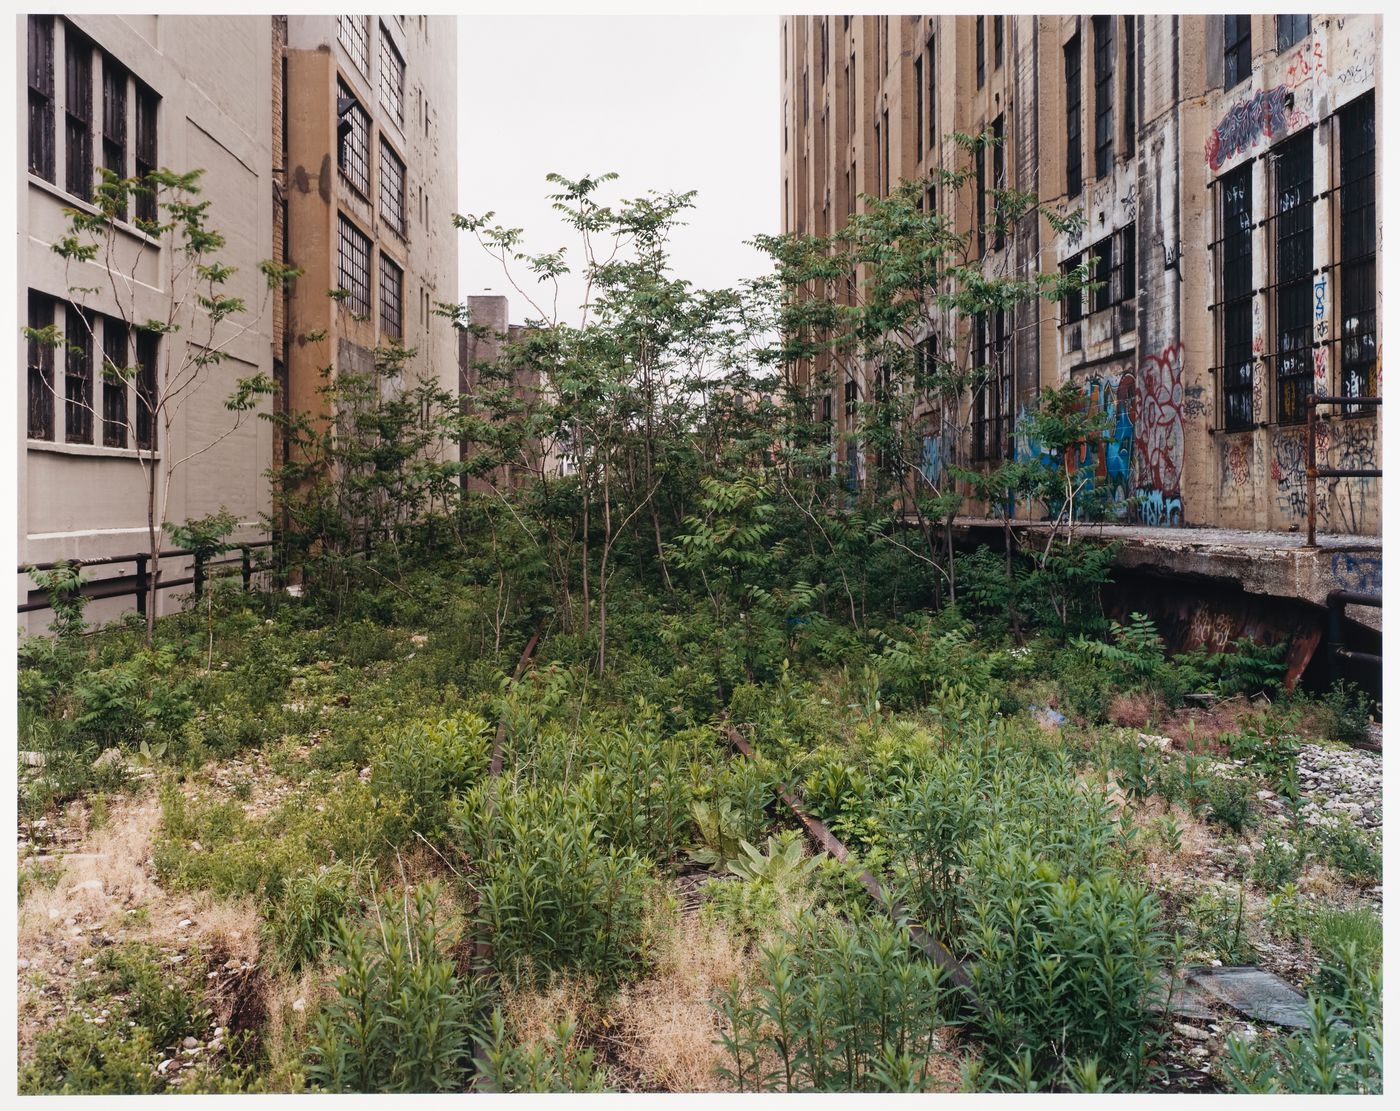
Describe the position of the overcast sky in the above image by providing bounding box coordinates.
[457,15,779,328]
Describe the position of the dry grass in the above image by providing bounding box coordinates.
[606,910,751,1092]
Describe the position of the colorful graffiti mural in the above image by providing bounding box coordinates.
[1135,343,1186,525]
[919,432,945,487]
[1205,86,1292,172]
[1076,372,1136,515]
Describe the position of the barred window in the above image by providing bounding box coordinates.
[1093,15,1114,179]
[338,15,369,75]
[976,17,985,89]
[925,33,937,159]
[914,57,923,162]
[975,142,985,254]
[972,311,1012,463]
[135,329,158,450]
[65,304,93,444]
[65,29,93,201]
[1219,165,1254,429]
[337,215,372,318]
[1064,35,1082,198]
[379,27,404,127]
[102,56,127,217]
[337,80,370,197]
[1224,15,1251,91]
[1123,16,1136,158]
[380,139,406,234]
[994,16,1003,68]
[1276,15,1309,53]
[1273,132,1313,424]
[379,254,403,340]
[27,292,55,441]
[1339,93,1376,404]
[28,16,55,182]
[992,114,1005,251]
[1061,253,1085,325]
[135,83,157,224]
[102,317,129,448]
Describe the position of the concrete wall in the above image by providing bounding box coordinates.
[780,14,1381,537]
[18,15,276,630]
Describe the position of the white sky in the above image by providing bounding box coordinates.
[457,15,779,328]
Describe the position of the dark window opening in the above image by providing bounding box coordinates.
[1093,15,1114,178]
[27,292,55,441]
[136,330,158,450]
[925,34,937,160]
[65,304,93,444]
[972,311,1012,462]
[1219,164,1254,429]
[976,17,985,88]
[994,16,1004,68]
[380,253,403,340]
[1276,15,1310,53]
[65,30,93,201]
[134,83,157,224]
[28,16,55,182]
[1061,253,1085,325]
[1274,133,1314,424]
[1065,35,1082,198]
[102,56,127,217]
[1124,15,1136,157]
[881,107,890,195]
[102,317,129,448]
[915,57,924,162]
[1339,93,1376,406]
[337,215,372,318]
[992,115,1005,251]
[975,142,986,254]
[337,79,370,196]
[1224,15,1252,90]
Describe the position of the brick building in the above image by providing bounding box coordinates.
[779,14,1380,536]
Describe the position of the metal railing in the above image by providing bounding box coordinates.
[17,541,274,616]
[1306,394,1381,546]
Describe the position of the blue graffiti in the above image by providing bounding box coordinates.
[1332,552,1381,594]
[920,433,943,486]
[1137,488,1183,527]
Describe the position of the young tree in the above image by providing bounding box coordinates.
[28,168,299,643]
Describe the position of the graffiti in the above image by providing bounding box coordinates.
[1272,431,1309,518]
[1284,38,1327,88]
[1188,607,1238,653]
[1223,441,1250,487]
[1076,371,1136,514]
[1313,346,1328,390]
[1014,404,1056,471]
[1335,61,1375,86]
[1313,276,1327,321]
[1332,552,1381,594]
[1119,182,1138,222]
[1137,488,1183,527]
[1183,384,1208,419]
[1206,86,1292,172]
[1336,422,1377,471]
[920,433,944,487]
[1314,422,1331,458]
[1135,343,1185,520]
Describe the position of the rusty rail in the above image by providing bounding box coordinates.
[722,722,975,997]
[1306,394,1381,547]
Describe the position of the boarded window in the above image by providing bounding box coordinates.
[65,29,93,200]
[27,292,55,441]
[102,56,127,216]
[102,316,129,447]
[134,82,157,224]
[28,16,55,182]
[65,304,93,444]
[135,329,158,450]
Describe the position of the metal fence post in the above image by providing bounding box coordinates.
[193,553,205,600]
[241,546,252,592]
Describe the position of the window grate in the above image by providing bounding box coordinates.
[992,115,1005,251]
[337,215,372,318]
[379,253,403,340]
[1273,132,1314,424]
[976,16,985,88]
[135,83,157,223]
[65,304,93,444]
[994,16,1003,68]
[28,16,55,182]
[1339,93,1376,407]
[1218,164,1254,429]
[102,56,127,217]
[379,26,404,127]
[27,292,55,441]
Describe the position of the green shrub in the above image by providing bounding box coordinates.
[1180,882,1254,964]
[266,862,363,972]
[471,1009,608,1093]
[73,942,208,1051]
[1203,776,1254,833]
[715,910,948,1092]
[370,711,491,841]
[1312,821,1381,883]
[1250,835,1304,892]
[307,883,482,1093]
[20,1015,159,1094]
[1306,906,1382,994]
[1315,680,1373,745]
[960,850,1169,1088]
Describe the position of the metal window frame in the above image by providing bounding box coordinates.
[102,315,130,448]
[379,24,405,126]
[976,16,985,88]
[1337,92,1377,409]
[1276,14,1310,53]
[102,55,127,216]
[337,213,372,318]
[1092,15,1114,179]
[135,329,158,450]
[1209,161,1256,430]
[1267,129,1315,425]
[27,291,56,441]
[379,137,406,234]
[28,15,56,182]
[379,252,403,340]
[64,27,94,201]
[64,303,93,445]
[1064,34,1082,198]
[1224,14,1252,90]
[134,82,157,223]
[338,15,370,75]
[337,79,370,197]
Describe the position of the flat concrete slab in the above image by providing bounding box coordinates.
[1185,965,1312,1029]
[1148,975,1218,1021]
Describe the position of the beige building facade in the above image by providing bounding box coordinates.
[780,14,1381,537]
[18,14,459,628]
